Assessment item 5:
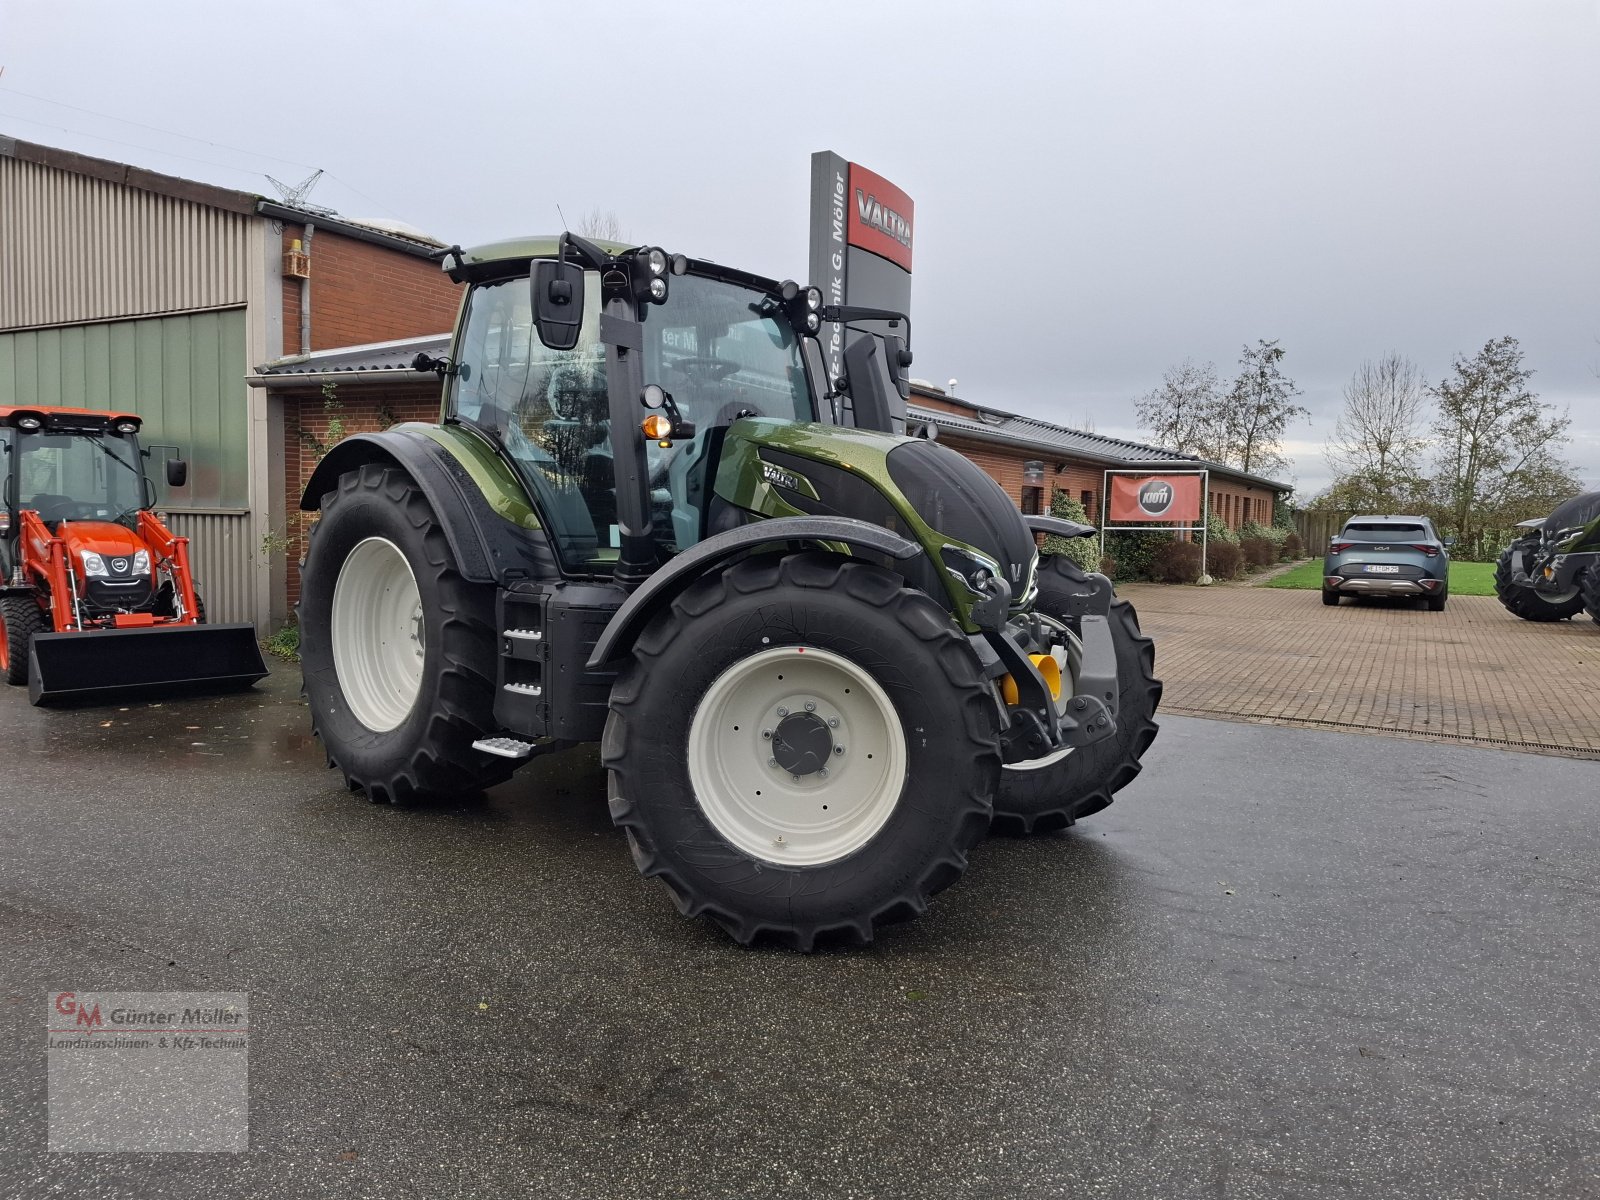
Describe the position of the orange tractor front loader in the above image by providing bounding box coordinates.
[0,405,268,705]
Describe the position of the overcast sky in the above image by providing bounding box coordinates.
[3,0,1596,494]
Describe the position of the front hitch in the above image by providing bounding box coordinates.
[976,580,1121,765]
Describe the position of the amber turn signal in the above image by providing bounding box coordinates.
[642,413,673,440]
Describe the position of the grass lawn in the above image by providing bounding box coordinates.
[1263,559,1497,596]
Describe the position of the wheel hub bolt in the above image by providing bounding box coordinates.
[776,706,788,717]
[818,767,829,779]
[827,717,839,729]
[834,745,845,755]
[767,757,777,767]
[762,729,772,740]
[804,701,817,713]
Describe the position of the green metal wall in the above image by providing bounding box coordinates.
[0,308,249,509]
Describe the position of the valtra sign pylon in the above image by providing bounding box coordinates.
[808,152,915,397]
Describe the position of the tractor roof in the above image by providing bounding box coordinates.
[2,404,141,426]
[455,236,791,298]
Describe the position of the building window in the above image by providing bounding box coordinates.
[1021,486,1043,516]
[1080,489,1094,517]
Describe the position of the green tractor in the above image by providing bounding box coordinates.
[297,234,1161,947]
[1494,490,1600,625]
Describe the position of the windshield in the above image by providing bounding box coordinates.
[13,432,146,524]
[1342,523,1427,540]
[451,269,813,571]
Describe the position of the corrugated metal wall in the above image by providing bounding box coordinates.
[0,309,250,508]
[165,511,256,625]
[0,157,251,329]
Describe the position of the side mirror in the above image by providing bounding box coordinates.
[531,260,585,351]
[884,333,913,402]
[166,459,189,488]
[842,334,908,436]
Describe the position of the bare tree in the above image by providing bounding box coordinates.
[1134,359,1226,459]
[1324,353,1429,511]
[576,207,626,242]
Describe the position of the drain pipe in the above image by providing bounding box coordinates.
[299,223,315,357]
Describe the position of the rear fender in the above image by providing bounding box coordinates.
[300,427,554,585]
[585,516,921,668]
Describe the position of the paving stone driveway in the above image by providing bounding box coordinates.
[1119,582,1600,757]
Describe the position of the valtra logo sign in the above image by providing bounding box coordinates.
[846,163,914,272]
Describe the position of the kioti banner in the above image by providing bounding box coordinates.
[1108,474,1204,523]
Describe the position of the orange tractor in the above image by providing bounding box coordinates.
[0,405,267,704]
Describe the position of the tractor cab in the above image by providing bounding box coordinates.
[438,237,828,578]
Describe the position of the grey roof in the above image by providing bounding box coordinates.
[909,396,1292,491]
[253,334,450,380]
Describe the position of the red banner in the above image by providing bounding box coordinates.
[1108,474,1203,523]
[847,163,914,272]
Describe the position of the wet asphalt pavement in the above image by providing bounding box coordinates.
[1,665,1597,1198]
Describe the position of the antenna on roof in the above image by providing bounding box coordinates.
[947,378,958,394]
[265,168,336,217]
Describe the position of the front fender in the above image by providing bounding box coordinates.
[299,427,553,585]
[585,516,921,669]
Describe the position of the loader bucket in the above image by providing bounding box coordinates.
[28,624,269,706]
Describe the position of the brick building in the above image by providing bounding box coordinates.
[908,384,1288,530]
[255,336,1290,616]
[0,135,459,629]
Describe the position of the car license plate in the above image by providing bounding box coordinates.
[1364,564,1401,574]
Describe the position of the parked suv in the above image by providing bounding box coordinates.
[1323,516,1452,610]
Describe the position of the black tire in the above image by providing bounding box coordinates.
[1495,543,1583,621]
[603,552,1000,950]
[1581,564,1600,627]
[990,556,1161,836]
[298,464,512,805]
[1322,588,1341,606]
[1428,589,1448,612]
[0,596,46,686]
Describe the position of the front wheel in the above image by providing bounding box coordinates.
[603,552,1000,949]
[298,463,511,805]
[0,596,46,686]
[1581,565,1600,626]
[992,556,1161,835]
[1495,542,1583,621]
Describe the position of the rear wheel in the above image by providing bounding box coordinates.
[991,556,1161,836]
[603,552,1000,949]
[0,597,46,686]
[1428,587,1448,612]
[1495,543,1583,621]
[1322,588,1341,606]
[299,464,511,805]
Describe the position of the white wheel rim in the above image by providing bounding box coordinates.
[331,537,425,733]
[687,645,908,867]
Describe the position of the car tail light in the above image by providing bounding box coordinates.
[1418,578,1441,590]
[1411,544,1437,556]
[1330,541,1354,553]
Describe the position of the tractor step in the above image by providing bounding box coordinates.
[471,736,538,759]
[502,681,542,696]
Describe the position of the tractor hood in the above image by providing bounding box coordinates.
[60,521,146,565]
[716,418,1040,626]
